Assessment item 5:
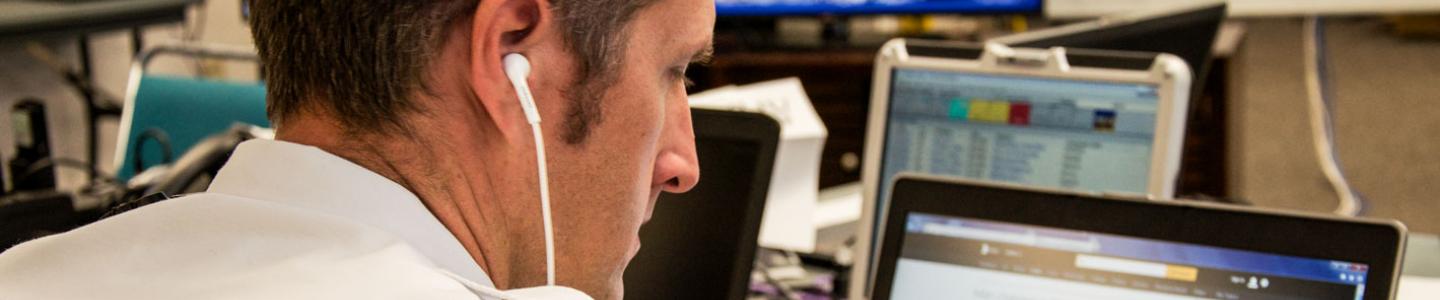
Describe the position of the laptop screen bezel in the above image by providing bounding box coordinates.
[870,174,1406,300]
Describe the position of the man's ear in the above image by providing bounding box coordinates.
[469,0,552,143]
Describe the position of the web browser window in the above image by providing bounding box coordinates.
[880,68,1161,203]
[888,213,1371,300]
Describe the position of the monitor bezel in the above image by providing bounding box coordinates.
[851,38,1193,299]
[869,174,1406,300]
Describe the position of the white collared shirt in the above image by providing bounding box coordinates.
[0,140,496,299]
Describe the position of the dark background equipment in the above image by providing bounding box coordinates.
[8,100,56,192]
[623,109,780,300]
[0,125,260,252]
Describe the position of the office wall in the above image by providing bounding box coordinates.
[1227,17,1440,233]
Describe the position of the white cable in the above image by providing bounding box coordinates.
[506,53,557,286]
[531,117,556,286]
[1302,16,1361,217]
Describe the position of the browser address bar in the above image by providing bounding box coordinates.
[919,223,1099,253]
[1074,254,1199,282]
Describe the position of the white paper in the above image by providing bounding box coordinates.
[814,182,862,229]
[1399,275,1440,300]
[690,77,828,253]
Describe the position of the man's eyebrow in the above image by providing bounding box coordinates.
[690,43,714,65]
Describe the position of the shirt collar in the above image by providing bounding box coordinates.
[206,139,494,287]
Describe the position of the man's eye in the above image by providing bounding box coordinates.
[673,67,694,88]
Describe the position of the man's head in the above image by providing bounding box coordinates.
[248,0,712,298]
[252,0,668,142]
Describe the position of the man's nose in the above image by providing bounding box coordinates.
[653,99,700,194]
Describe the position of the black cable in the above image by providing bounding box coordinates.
[101,192,171,219]
[15,157,109,186]
[132,128,175,175]
[22,42,124,183]
[754,259,801,300]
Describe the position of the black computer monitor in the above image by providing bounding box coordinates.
[623,109,780,300]
[990,1,1226,90]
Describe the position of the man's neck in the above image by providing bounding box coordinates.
[274,114,533,289]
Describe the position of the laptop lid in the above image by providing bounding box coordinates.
[872,174,1406,300]
[853,39,1193,298]
[623,109,780,300]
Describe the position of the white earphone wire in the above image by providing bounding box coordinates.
[505,53,557,286]
[532,123,556,286]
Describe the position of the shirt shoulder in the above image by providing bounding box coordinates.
[0,194,480,300]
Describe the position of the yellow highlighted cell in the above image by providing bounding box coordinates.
[968,99,1011,123]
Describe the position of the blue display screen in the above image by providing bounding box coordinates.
[879,69,1161,202]
[715,0,1041,16]
[890,213,1371,300]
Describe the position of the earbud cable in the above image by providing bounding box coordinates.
[531,123,556,285]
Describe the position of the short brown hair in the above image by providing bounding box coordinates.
[249,0,657,144]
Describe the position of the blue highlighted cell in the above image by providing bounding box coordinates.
[948,98,970,120]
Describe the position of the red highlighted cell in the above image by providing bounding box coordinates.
[1009,102,1031,125]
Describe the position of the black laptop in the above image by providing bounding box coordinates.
[623,109,780,300]
[869,174,1407,300]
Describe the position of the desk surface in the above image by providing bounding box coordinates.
[1400,233,1440,298]
[0,0,199,42]
[1405,233,1440,276]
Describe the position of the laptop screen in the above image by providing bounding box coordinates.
[879,68,1162,203]
[869,66,1163,222]
[888,212,1371,300]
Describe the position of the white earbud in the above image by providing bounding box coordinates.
[503,53,558,288]
[505,53,541,125]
